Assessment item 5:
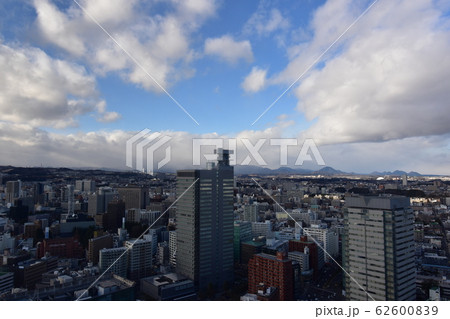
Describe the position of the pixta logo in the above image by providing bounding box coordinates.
[126,129,171,175]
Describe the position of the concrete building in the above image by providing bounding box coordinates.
[88,234,114,265]
[67,185,74,215]
[251,221,272,238]
[303,225,339,263]
[117,186,148,210]
[0,271,14,293]
[288,249,310,273]
[343,196,416,301]
[243,203,258,222]
[233,220,252,263]
[176,149,234,291]
[125,239,152,281]
[99,247,128,278]
[289,236,324,278]
[88,187,116,216]
[140,273,195,301]
[169,231,177,267]
[5,181,20,204]
[75,180,96,193]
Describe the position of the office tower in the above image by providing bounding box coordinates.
[33,182,45,205]
[158,242,170,266]
[343,195,416,301]
[243,203,258,222]
[88,234,114,265]
[102,200,126,232]
[125,239,152,281]
[289,236,324,278]
[5,181,20,204]
[303,225,339,262]
[75,180,83,192]
[67,185,74,215]
[117,186,148,210]
[118,218,128,247]
[402,174,408,187]
[8,199,29,223]
[88,187,116,217]
[169,231,177,267]
[99,247,128,278]
[233,220,252,262]
[176,149,234,291]
[144,229,158,257]
[75,180,96,193]
[248,252,294,301]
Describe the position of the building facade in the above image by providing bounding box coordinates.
[176,149,234,291]
[343,196,416,301]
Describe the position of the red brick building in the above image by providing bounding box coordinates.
[37,237,84,259]
[248,252,294,301]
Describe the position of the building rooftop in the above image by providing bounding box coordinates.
[242,240,265,247]
[141,272,187,287]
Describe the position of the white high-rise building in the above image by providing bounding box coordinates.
[243,203,258,222]
[343,196,416,301]
[125,239,152,281]
[251,220,272,238]
[303,225,339,263]
[67,185,74,215]
[169,231,177,267]
[99,247,128,277]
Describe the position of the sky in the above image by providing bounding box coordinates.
[0,0,450,174]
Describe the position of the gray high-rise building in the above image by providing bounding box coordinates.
[176,149,234,291]
[117,186,148,210]
[88,187,116,217]
[343,195,416,301]
[5,181,20,204]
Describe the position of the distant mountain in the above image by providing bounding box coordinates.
[370,170,422,176]
[234,165,313,175]
[313,166,346,175]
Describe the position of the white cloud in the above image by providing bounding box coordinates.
[1,122,449,175]
[244,4,290,36]
[32,0,217,92]
[264,0,450,145]
[0,42,119,128]
[241,66,268,93]
[33,0,86,56]
[98,111,121,123]
[204,35,253,65]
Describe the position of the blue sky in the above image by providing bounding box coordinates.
[1,0,450,174]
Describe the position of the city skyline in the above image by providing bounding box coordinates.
[1,0,450,174]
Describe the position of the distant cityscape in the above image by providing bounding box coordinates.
[0,150,449,301]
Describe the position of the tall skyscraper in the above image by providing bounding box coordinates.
[176,149,234,291]
[343,195,416,301]
[67,185,74,215]
[5,181,20,204]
